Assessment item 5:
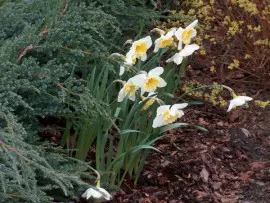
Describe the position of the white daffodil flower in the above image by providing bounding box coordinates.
[227,95,252,112]
[129,36,152,61]
[117,79,139,102]
[154,28,176,53]
[130,67,167,95]
[119,50,137,76]
[175,19,198,50]
[166,44,199,65]
[152,103,188,128]
[82,187,112,201]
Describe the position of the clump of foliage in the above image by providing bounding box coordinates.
[0,0,159,202]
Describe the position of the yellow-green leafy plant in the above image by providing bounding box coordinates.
[182,82,227,107]
[158,0,270,83]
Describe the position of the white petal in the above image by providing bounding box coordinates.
[82,188,102,200]
[177,40,183,50]
[125,50,136,65]
[149,67,164,77]
[179,44,199,56]
[141,53,147,61]
[140,85,146,96]
[237,96,253,101]
[171,103,188,112]
[166,55,174,63]
[152,115,165,128]
[157,77,167,87]
[186,19,198,29]
[117,88,126,102]
[157,105,170,115]
[97,188,112,200]
[190,28,197,38]
[126,48,135,56]
[119,66,125,76]
[176,110,185,118]
[227,101,235,112]
[175,28,183,41]
[82,189,88,198]
[130,74,145,87]
[166,28,177,37]
[130,94,136,101]
[90,189,103,198]
[173,53,183,65]
[227,99,240,112]
[233,98,246,106]
[154,38,161,53]
[227,98,245,112]
[144,36,152,49]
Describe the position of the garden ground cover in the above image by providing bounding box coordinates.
[104,70,270,202]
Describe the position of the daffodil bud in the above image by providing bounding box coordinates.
[150,28,166,36]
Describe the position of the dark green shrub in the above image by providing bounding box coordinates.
[0,0,158,202]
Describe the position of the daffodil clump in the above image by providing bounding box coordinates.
[85,19,254,195]
[115,20,201,128]
[115,19,253,130]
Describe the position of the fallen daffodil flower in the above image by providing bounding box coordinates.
[175,19,198,50]
[227,95,253,112]
[166,44,199,65]
[152,103,188,128]
[117,79,139,102]
[130,67,167,94]
[153,28,176,53]
[129,36,152,61]
[82,187,112,201]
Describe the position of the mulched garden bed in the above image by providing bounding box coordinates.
[108,102,270,202]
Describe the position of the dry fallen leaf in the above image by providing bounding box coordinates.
[195,190,208,200]
[250,161,267,170]
[200,167,209,182]
[240,128,251,137]
[199,117,209,126]
[239,171,252,183]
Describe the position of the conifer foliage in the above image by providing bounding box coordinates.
[0,0,157,202]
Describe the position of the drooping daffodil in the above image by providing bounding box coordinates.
[129,36,152,61]
[119,50,138,76]
[109,52,136,76]
[130,67,167,95]
[140,92,162,110]
[82,187,112,201]
[175,19,198,50]
[152,103,188,128]
[227,94,252,112]
[117,79,139,102]
[153,28,176,53]
[166,43,199,65]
